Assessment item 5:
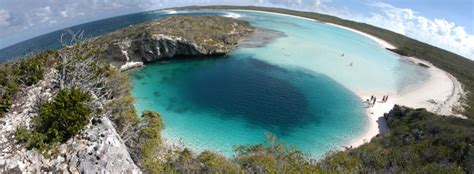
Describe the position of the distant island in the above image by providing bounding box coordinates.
[0,6,473,174]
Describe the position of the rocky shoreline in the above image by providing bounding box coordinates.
[90,15,255,71]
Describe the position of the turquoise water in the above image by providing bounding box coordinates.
[131,10,429,158]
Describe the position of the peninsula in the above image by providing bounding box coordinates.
[90,16,255,71]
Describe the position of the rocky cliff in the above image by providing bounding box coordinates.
[0,61,141,173]
[0,15,255,173]
[90,15,255,71]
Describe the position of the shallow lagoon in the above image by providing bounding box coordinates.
[132,10,429,157]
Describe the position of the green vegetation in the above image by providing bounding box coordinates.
[0,51,57,116]
[91,15,254,52]
[138,110,166,173]
[134,105,473,173]
[177,5,474,119]
[3,11,473,173]
[9,40,143,155]
[104,65,140,133]
[155,131,324,173]
[321,105,473,173]
[197,151,240,173]
[233,132,322,173]
[16,88,92,152]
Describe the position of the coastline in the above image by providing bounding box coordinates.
[347,56,465,148]
[330,21,466,148]
[223,9,465,149]
[325,23,397,50]
[169,8,466,153]
[228,9,320,22]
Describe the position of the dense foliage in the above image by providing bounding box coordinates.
[138,110,166,173]
[321,105,474,173]
[0,51,56,116]
[104,65,140,133]
[16,88,92,152]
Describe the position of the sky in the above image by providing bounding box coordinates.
[0,0,473,59]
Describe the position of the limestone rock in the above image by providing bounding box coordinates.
[90,16,255,70]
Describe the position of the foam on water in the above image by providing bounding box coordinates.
[164,10,178,14]
[222,12,243,19]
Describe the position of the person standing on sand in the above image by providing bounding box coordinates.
[372,97,377,107]
[385,95,389,102]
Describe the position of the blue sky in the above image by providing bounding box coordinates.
[0,0,473,59]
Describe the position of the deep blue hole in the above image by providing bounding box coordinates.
[178,57,317,134]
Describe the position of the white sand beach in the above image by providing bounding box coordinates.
[240,9,466,148]
[241,10,466,149]
[230,9,321,22]
[347,51,465,148]
[325,23,397,50]
[172,8,466,152]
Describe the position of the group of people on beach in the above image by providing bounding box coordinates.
[367,95,389,107]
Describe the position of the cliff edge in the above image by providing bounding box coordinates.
[90,15,255,71]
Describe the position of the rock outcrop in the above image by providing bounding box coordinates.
[0,15,255,173]
[90,16,255,71]
[0,69,141,173]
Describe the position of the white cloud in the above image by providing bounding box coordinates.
[0,9,11,27]
[60,10,68,18]
[353,2,474,59]
[255,1,473,59]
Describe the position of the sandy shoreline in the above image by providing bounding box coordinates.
[347,56,465,148]
[229,9,320,22]
[331,22,466,148]
[325,23,397,50]
[168,8,466,153]
[229,9,397,50]
[229,9,465,149]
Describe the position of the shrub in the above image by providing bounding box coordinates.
[16,88,92,152]
[34,87,92,145]
[139,110,165,173]
[320,105,474,173]
[0,51,56,116]
[197,150,240,173]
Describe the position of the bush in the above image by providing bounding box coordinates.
[197,150,240,173]
[233,132,323,173]
[139,110,165,173]
[320,105,474,173]
[16,88,92,152]
[0,51,56,116]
